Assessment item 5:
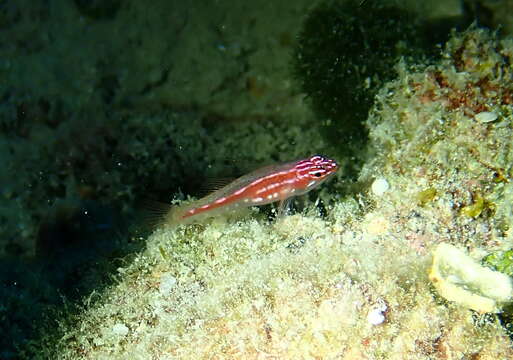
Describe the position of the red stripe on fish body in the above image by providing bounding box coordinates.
[180,155,338,220]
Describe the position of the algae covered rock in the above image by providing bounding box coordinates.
[361,25,513,252]
[25,20,513,360]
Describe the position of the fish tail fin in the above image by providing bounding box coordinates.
[163,203,189,225]
[140,199,185,230]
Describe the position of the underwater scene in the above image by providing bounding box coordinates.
[2,0,513,358]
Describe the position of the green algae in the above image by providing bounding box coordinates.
[484,250,513,278]
[416,188,437,206]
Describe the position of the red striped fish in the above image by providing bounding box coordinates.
[163,155,338,225]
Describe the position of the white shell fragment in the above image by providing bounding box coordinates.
[159,273,177,295]
[371,177,390,196]
[112,323,129,336]
[429,243,513,313]
[367,301,387,325]
[474,111,498,123]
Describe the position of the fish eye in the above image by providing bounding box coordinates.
[312,171,323,178]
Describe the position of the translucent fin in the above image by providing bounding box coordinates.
[276,198,293,218]
[140,199,173,229]
[140,199,190,229]
[199,177,235,195]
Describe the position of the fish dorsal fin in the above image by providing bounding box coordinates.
[199,177,236,195]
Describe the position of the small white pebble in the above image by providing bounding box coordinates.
[367,302,387,326]
[371,177,390,196]
[112,323,129,336]
[159,273,177,295]
[475,111,497,123]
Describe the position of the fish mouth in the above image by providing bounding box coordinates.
[327,160,339,172]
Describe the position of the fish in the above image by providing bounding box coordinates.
[160,154,339,225]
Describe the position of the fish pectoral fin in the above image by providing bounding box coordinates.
[276,198,293,218]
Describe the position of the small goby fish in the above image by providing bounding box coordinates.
[163,154,338,224]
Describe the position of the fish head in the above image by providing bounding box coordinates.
[294,155,339,190]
